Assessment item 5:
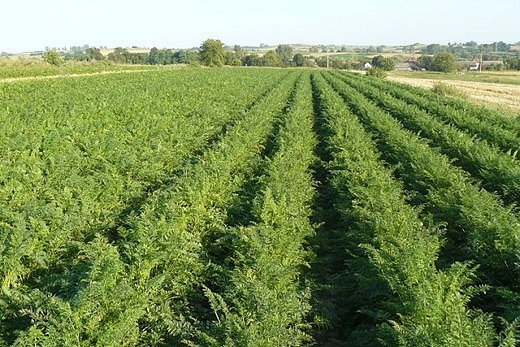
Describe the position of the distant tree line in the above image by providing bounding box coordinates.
[50,39,520,72]
[413,41,520,71]
[419,41,513,59]
[199,40,314,67]
[62,40,315,68]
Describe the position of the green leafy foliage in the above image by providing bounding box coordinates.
[320,70,520,344]
[200,39,226,67]
[311,72,497,346]
[432,52,456,72]
[431,82,467,98]
[365,66,387,78]
[0,67,519,346]
[43,50,63,66]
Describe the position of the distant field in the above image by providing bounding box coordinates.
[0,61,163,79]
[389,70,520,112]
[390,70,520,85]
[99,47,151,56]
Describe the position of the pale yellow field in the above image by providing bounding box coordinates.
[389,76,520,112]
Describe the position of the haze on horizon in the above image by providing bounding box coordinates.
[2,0,519,53]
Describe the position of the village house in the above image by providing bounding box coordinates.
[456,60,504,71]
[456,60,480,70]
[395,58,419,71]
[481,60,504,70]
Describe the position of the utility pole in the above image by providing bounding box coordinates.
[326,49,329,69]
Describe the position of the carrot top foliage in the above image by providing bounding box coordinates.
[1,68,519,346]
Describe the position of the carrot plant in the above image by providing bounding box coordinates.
[335,72,520,206]
[193,72,317,346]
[0,68,296,345]
[364,72,520,135]
[1,66,519,346]
[322,71,520,338]
[313,71,496,347]
[343,71,520,152]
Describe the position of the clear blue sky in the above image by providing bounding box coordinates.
[2,0,519,53]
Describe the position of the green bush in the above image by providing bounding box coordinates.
[365,67,387,79]
[431,82,467,98]
[43,50,63,66]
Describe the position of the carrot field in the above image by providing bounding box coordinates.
[1,68,519,346]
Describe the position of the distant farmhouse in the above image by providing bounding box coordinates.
[456,60,504,71]
[481,60,504,70]
[457,61,479,70]
[395,58,419,71]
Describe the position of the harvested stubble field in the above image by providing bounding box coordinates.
[389,73,520,112]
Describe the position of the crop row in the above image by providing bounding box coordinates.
[366,73,520,136]
[1,68,519,346]
[0,68,287,289]
[319,70,520,344]
[193,72,317,346]
[333,71,520,205]
[347,72,520,152]
[0,63,158,80]
[312,72,503,346]
[1,68,298,345]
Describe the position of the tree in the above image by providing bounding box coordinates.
[199,39,225,67]
[173,50,199,64]
[424,43,442,55]
[371,55,395,71]
[43,50,63,66]
[148,47,175,65]
[293,53,305,67]
[234,45,245,60]
[506,58,520,70]
[84,47,104,61]
[107,47,130,64]
[243,53,263,67]
[432,52,455,72]
[330,58,348,70]
[224,51,241,66]
[263,50,282,67]
[418,55,434,70]
[275,44,293,63]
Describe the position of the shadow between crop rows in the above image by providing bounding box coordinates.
[305,73,351,346]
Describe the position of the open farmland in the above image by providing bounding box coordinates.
[1,68,520,346]
[389,71,520,112]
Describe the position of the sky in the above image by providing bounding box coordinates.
[2,0,519,53]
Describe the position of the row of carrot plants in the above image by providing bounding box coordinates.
[0,63,157,79]
[361,73,520,136]
[321,71,520,339]
[193,72,317,346]
[345,72,520,152]
[0,69,297,345]
[0,68,286,292]
[2,66,519,346]
[333,71,520,206]
[312,71,503,346]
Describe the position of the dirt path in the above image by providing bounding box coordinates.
[389,76,520,111]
